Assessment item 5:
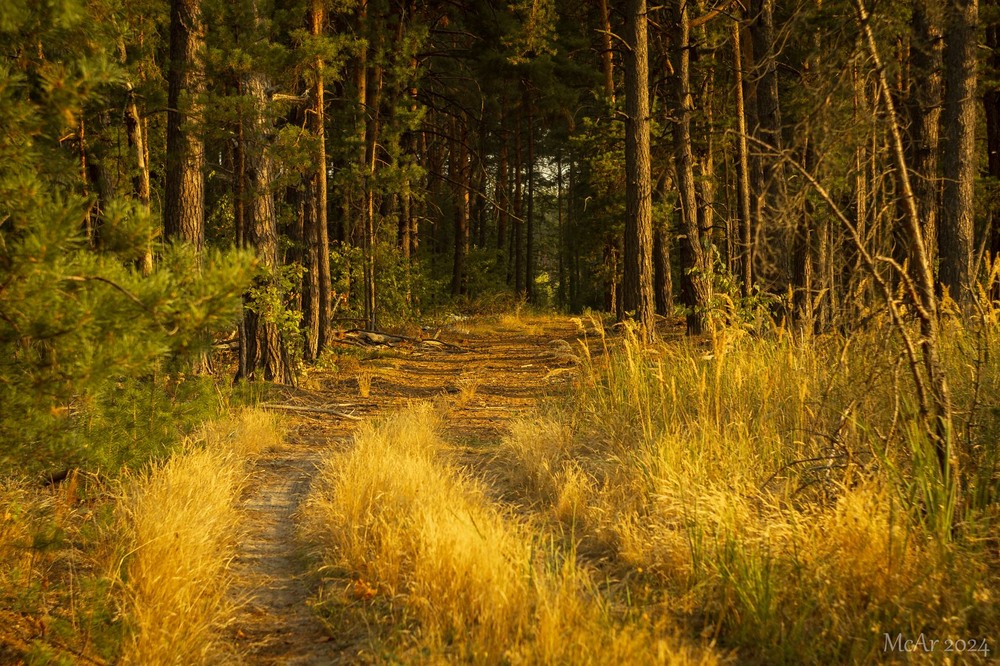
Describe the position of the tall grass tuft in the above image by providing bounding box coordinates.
[495,318,998,663]
[304,405,718,664]
[118,408,281,665]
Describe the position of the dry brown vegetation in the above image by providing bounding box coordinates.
[303,404,718,664]
[3,314,997,665]
[119,409,282,664]
[0,408,282,664]
[302,314,998,664]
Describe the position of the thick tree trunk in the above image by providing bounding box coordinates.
[240,71,294,385]
[164,0,205,250]
[623,0,656,338]
[939,0,979,307]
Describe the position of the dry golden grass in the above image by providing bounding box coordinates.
[304,405,719,664]
[494,320,1000,663]
[356,369,374,397]
[118,408,281,665]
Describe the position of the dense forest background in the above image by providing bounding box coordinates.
[2,0,999,468]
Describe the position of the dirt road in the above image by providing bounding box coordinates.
[227,317,595,664]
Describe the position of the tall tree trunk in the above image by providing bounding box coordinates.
[452,116,470,296]
[302,0,330,361]
[557,152,566,308]
[749,0,783,284]
[939,0,979,307]
[496,119,510,258]
[732,16,753,295]
[653,215,674,315]
[312,0,332,353]
[695,10,717,252]
[240,70,294,385]
[672,0,713,334]
[905,0,943,272]
[234,106,246,248]
[164,0,205,250]
[623,0,655,338]
[363,36,383,330]
[598,0,618,314]
[302,180,322,361]
[986,0,1000,283]
[120,40,154,275]
[514,114,525,295]
[598,0,615,101]
[525,87,536,301]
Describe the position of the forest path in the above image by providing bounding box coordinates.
[227,315,598,665]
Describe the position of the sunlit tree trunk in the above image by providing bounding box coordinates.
[623,0,655,338]
[164,0,205,250]
[732,16,753,295]
[672,0,713,334]
[240,70,294,385]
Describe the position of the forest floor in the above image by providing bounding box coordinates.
[227,314,599,664]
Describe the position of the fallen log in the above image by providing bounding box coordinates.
[261,404,363,421]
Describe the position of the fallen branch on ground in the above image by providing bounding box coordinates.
[261,404,362,421]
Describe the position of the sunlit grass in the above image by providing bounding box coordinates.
[118,409,281,665]
[493,317,999,663]
[304,405,719,664]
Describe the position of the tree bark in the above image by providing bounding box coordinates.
[598,0,615,101]
[623,0,656,338]
[525,87,536,301]
[496,119,510,258]
[732,16,753,296]
[905,0,943,271]
[164,0,205,250]
[939,0,978,307]
[363,30,383,330]
[672,0,713,334]
[312,0,332,353]
[240,71,294,385]
[451,116,470,296]
[513,113,525,295]
[748,0,783,284]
